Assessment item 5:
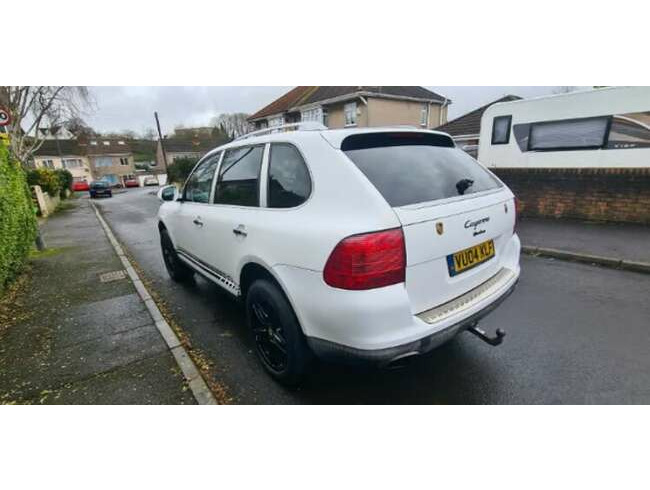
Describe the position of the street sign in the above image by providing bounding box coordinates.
[0,107,10,126]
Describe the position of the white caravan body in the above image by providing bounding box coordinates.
[478,86,650,169]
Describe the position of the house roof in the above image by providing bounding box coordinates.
[162,137,224,153]
[84,139,132,155]
[435,95,522,137]
[248,87,316,121]
[298,86,448,107]
[33,139,83,157]
[248,86,449,121]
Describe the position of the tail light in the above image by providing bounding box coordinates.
[323,228,406,290]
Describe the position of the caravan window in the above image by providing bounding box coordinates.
[606,112,650,149]
[529,117,609,151]
[491,116,511,144]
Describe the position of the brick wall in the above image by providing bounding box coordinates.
[492,168,650,225]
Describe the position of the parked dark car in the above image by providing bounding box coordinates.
[89,181,113,198]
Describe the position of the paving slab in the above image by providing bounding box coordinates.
[0,198,195,404]
[518,217,650,265]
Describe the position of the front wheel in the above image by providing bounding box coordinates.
[160,229,193,282]
[246,279,313,386]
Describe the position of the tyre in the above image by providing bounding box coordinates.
[246,279,313,386]
[160,229,193,282]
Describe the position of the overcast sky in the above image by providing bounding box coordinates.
[85,86,572,135]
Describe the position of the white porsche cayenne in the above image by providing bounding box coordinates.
[157,124,521,385]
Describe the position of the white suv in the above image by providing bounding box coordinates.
[157,124,520,385]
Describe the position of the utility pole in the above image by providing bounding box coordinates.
[154,111,168,173]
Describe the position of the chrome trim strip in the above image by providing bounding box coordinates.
[417,268,516,325]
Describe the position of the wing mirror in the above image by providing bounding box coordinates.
[158,185,178,202]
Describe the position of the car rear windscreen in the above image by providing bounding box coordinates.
[342,132,502,207]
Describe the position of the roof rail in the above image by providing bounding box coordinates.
[236,121,327,141]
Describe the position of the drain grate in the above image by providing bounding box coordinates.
[99,270,127,283]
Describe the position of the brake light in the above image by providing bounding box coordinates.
[323,228,406,290]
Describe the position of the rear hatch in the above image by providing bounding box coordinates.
[341,131,515,314]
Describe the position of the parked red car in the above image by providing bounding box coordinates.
[124,178,139,188]
[72,180,90,191]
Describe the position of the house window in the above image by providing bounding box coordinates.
[301,107,323,124]
[344,103,357,126]
[95,157,113,167]
[420,104,429,126]
[120,157,129,166]
[268,116,284,128]
[62,158,82,169]
[103,141,110,146]
[529,117,609,151]
[90,140,98,146]
[118,140,125,145]
[491,116,512,144]
[40,159,55,169]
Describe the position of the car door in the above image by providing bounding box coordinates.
[194,144,265,294]
[171,152,221,263]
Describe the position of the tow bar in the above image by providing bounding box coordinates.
[467,322,506,346]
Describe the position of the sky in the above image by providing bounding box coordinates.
[84,86,574,135]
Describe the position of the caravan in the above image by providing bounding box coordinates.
[478,87,650,168]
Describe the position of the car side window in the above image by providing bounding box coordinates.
[214,146,264,207]
[268,144,311,208]
[183,153,220,203]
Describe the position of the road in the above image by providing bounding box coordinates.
[95,187,650,404]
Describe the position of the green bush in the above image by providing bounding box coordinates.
[0,147,38,293]
[167,157,198,184]
[27,168,62,196]
[54,169,73,198]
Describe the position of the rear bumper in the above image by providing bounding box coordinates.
[306,276,518,365]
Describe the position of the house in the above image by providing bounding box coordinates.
[156,131,228,167]
[33,140,93,184]
[82,138,136,187]
[247,86,451,131]
[435,95,521,157]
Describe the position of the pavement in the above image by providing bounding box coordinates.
[0,196,196,404]
[517,217,650,272]
[94,188,650,404]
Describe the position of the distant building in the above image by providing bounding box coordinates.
[156,132,228,167]
[247,86,451,131]
[33,140,93,184]
[435,95,521,157]
[82,138,136,186]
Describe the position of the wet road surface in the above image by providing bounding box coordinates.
[95,188,650,404]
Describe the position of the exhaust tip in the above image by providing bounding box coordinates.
[385,351,420,369]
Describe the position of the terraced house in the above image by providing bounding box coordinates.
[33,138,137,187]
[247,86,451,131]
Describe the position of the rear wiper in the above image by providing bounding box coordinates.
[456,178,474,195]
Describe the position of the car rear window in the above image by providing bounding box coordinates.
[342,132,502,207]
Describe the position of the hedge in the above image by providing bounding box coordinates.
[0,147,37,293]
[167,156,198,184]
[26,167,73,199]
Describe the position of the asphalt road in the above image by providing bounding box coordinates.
[95,188,650,404]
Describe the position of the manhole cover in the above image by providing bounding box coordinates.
[99,270,127,283]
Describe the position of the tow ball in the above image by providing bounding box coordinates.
[467,322,506,346]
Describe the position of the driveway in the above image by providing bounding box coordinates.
[95,188,650,404]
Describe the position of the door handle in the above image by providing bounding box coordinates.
[233,225,247,237]
[192,217,203,227]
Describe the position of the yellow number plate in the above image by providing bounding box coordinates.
[447,240,495,276]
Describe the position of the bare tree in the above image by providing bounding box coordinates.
[211,113,250,139]
[0,86,92,164]
[142,127,157,141]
